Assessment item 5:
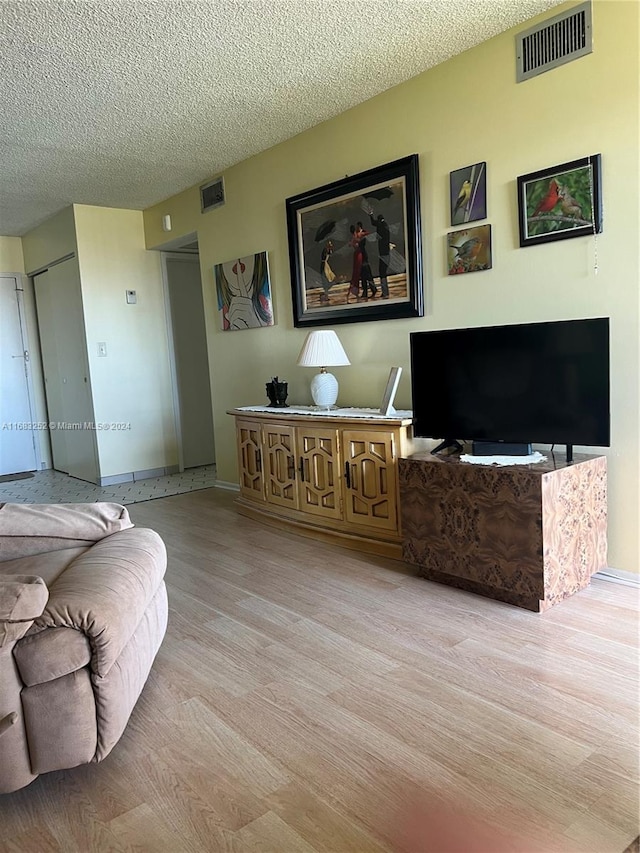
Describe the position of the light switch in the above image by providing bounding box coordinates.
[97,342,107,357]
[126,290,137,304]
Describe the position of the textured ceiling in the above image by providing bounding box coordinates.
[0,0,565,237]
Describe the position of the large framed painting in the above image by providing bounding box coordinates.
[285,155,424,327]
[517,154,602,247]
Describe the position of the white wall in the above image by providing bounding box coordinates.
[15,205,177,480]
[74,205,178,477]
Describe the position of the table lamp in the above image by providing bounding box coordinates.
[297,330,350,409]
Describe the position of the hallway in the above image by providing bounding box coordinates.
[0,465,218,506]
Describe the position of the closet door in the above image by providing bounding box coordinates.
[34,259,98,483]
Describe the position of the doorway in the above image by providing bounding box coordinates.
[162,250,215,470]
[0,275,38,475]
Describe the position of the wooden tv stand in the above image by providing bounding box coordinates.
[399,452,607,611]
[229,406,416,558]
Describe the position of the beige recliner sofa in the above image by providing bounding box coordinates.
[0,502,168,794]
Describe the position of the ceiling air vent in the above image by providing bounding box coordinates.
[200,176,225,213]
[516,1,592,82]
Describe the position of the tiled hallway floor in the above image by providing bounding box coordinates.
[0,465,218,505]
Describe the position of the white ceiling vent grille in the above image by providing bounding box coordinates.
[516,1,592,82]
[200,176,225,213]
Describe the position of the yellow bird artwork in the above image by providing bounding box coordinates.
[453,179,471,215]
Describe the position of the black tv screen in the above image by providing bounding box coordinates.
[410,318,610,448]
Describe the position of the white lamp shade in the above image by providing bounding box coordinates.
[297,330,349,408]
[297,330,350,367]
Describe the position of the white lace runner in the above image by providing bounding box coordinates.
[236,405,413,419]
[460,451,547,466]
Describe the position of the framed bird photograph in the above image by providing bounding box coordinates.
[285,155,424,327]
[449,161,487,226]
[517,154,602,247]
[447,224,492,275]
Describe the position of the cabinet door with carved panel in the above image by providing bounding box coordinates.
[297,426,341,520]
[342,429,398,532]
[262,423,299,510]
[236,419,264,501]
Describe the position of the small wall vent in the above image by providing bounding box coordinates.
[516,1,592,82]
[200,176,225,213]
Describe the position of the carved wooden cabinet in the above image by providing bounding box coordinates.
[230,408,415,557]
[236,418,264,501]
[341,429,398,532]
[399,452,608,611]
[262,421,341,519]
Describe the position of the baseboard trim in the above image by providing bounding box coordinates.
[594,568,640,588]
[98,473,134,486]
[213,481,240,492]
[133,467,168,481]
[98,466,183,486]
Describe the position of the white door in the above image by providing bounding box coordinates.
[0,275,37,475]
[34,259,98,483]
[164,255,215,469]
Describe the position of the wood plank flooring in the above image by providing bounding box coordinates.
[1,487,638,852]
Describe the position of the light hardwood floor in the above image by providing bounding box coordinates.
[1,487,638,852]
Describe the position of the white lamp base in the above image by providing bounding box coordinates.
[310,371,338,408]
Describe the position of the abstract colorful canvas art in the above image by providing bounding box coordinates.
[214,251,274,331]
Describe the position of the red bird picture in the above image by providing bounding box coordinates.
[532,178,561,217]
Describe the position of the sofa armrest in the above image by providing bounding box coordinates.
[0,576,49,794]
[27,528,167,677]
[0,575,49,648]
[0,503,133,562]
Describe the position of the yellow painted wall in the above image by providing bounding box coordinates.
[144,1,639,572]
[74,205,178,477]
[0,237,25,273]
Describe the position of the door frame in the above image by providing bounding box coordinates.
[160,250,214,472]
[0,273,43,472]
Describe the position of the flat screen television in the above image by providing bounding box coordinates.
[410,318,610,459]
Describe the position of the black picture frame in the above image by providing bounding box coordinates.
[517,154,602,247]
[449,161,487,226]
[285,155,424,327]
